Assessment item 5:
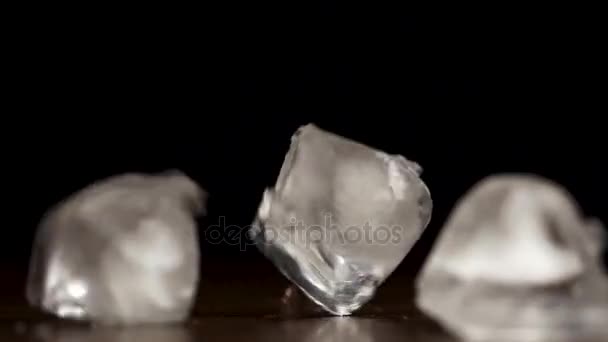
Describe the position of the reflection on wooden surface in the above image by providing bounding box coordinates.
[1,260,604,341]
[4,317,452,342]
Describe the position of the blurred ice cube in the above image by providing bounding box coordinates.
[416,174,608,341]
[26,170,205,325]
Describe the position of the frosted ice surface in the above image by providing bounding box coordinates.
[251,123,433,315]
[26,170,206,325]
[416,174,608,341]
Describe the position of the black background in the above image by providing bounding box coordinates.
[4,3,605,272]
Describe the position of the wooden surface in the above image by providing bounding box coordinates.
[2,317,452,342]
[0,259,602,342]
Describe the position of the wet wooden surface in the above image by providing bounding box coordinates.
[2,317,451,342]
[0,259,457,342]
[0,259,603,342]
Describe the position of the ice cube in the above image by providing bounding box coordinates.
[26,170,206,325]
[251,123,432,315]
[416,174,608,341]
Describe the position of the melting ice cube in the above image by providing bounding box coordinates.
[251,123,432,315]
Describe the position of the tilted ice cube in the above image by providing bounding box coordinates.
[26,170,206,325]
[416,174,608,341]
[250,123,432,315]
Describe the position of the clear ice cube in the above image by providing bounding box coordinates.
[416,174,608,341]
[26,170,205,325]
[251,123,432,315]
